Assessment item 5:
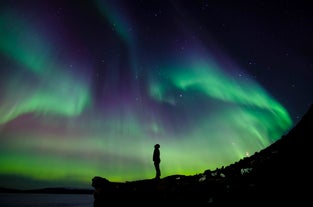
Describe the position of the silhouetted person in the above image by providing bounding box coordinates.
[153,144,161,179]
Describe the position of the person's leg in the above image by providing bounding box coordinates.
[155,162,160,179]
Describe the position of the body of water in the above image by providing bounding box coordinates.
[0,193,94,207]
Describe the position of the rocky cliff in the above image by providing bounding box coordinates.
[92,103,312,206]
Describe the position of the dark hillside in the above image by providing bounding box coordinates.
[92,103,312,206]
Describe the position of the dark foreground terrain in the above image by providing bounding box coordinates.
[92,103,312,206]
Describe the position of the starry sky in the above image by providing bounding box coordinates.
[0,0,312,189]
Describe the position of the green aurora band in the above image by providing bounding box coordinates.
[0,5,293,189]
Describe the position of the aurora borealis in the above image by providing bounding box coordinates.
[0,0,312,189]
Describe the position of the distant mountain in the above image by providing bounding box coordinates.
[0,187,93,194]
[92,103,313,206]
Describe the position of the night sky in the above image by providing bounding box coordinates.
[0,0,312,189]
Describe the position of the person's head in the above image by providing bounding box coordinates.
[154,144,160,148]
